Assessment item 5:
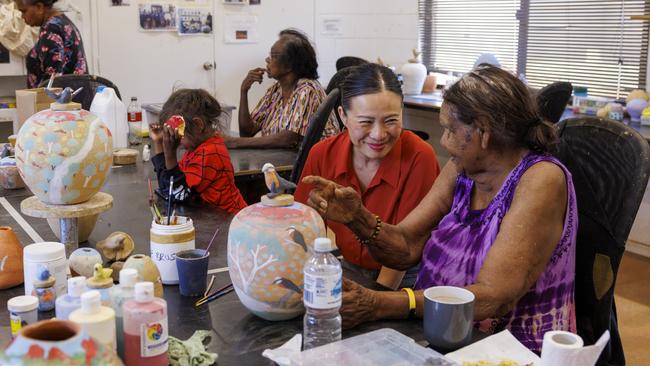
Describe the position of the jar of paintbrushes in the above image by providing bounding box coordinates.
[150,217,195,285]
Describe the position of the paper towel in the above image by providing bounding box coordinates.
[541,330,610,366]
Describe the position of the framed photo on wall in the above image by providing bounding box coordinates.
[223,0,248,5]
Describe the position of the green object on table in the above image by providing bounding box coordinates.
[168,330,218,366]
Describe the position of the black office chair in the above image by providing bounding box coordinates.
[554,117,650,365]
[336,56,368,71]
[290,88,341,184]
[38,74,122,110]
[537,81,573,123]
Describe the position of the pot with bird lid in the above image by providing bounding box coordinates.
[14,86,113,205]
[227,163,326,321]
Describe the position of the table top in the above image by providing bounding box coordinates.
[561,108,650,142]
[230,148,296,176]
[0,152,425,365]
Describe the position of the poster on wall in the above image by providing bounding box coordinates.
[223,0,248,5]
[138,4,177,31]
[110,0,130,6]
[224,15,258,43]
[249,0,261,5]
[0,44,9,64]
[177,8,213,35]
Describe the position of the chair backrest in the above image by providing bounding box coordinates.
[335,56,368,71]
[537,81,573,123]
[326,66,365,131]
[554,117,650,365]
[290,88,341,184]
[38,74,122,110]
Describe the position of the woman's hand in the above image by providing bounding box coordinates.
[162,124,180,157]
[241,67,266,93]
[341,278,380,329]
[302,176,362,224]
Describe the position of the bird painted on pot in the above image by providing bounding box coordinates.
[286,226,307,252]
[262,163,296,198]
[273,277,303,308]
[45,87,84,105]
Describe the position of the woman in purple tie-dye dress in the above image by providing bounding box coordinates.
[302,65,577,352]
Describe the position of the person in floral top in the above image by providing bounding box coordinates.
[227,28,339,149]
[15,0,87,88]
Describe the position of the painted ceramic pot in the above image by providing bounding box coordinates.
[228,196,326,321]
[123,254,164,298]
[627,98,649,123]
[0,226,24,289]
[14,103,113,205]
[401,49,427,95]
[68,247,103,278]
[0,165,25,189]
[0,319,123,365]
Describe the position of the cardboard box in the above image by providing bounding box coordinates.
[15,88,61,130]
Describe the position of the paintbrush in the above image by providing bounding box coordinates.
[147,178,161,223]
[203,228,220,258]
[195,285,234,307]
[195,282,232,306]
[167,178,174,225]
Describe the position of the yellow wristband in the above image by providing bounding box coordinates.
[401,288,416,318]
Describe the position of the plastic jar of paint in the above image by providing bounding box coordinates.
[8,295,38,338]
[150,216,195,285]
[23,242,67,297]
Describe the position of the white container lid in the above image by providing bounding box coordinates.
[314,238,332,252]
[68,276,86,297]
[80,290,101,313]
[8,295,38,312]
[135,282,154,303]
[119,268,138,288]
[24,242,66,262]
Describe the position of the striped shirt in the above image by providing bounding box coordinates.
[251,78,340,137]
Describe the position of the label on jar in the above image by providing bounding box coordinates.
[140,318,169,357]
[303,273,342,309]
[10,312,22,335]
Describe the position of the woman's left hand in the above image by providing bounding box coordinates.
[162,124,180,155]
[341,278,380,329]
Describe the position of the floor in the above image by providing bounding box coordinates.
[615,252,650,365]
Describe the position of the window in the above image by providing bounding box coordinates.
[419,0,650,98]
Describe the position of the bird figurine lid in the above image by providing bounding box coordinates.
[261,163,296,207]
[408,48,422,64]
[44,76,83,111]
[32,265,55,289]
[86,263,113,289]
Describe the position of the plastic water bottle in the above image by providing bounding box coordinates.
[127,97,143,145]
[303,237,342,350]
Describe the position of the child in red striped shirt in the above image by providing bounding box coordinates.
[150,89,247,214]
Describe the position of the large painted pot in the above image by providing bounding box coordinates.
[15,103,113,205]
[227,195,326,321]
[0,319,123,365]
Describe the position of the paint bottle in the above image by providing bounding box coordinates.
[123,282,168,366]
[110,268,138,360]
[7,295,38,338]
[150,216,195,285]
[55,276,86,320]
[69,290,116,351]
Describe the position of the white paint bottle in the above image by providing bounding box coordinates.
[23,242,67,297]
[150,216,195,284]
[69,290,116,351]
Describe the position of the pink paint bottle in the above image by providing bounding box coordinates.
[123,282,168,366]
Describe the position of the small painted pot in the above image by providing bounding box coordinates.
[0,319,123,365]
[123,254,164,298]
[68,247,103,278]
[32,286,56,311]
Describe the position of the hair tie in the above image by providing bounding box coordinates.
[529,117,544,127]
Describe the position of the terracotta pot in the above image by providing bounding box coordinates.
[47,214,99,243]
[421,74,437,93]
[123,254,164,298]
[15,103,113,205]
[0,226,24,289]
[228,195,326,321]
[0,319,123,365]
[0,165,25,190]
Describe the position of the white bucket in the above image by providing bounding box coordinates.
[23,242,67,297]
[150,217,195,285]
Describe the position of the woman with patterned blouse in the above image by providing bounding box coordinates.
[15,0,87,88]
[226,28,339,149]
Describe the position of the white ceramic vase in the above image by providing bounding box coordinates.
[401,49,427,95]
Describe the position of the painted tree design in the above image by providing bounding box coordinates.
[63,121,77,139]
[44,131,58,154]
[82,164,96,187]
[228,242,278,293]
[23,139,35,162]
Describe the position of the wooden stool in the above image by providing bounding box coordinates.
[21,192,113,257]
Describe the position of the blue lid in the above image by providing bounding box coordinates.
[96,85,106,93]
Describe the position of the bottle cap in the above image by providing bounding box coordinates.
[68,276,86,297]
[313,237,332,252]
[135,282,154,303]
[23,242,65,262]
[96,85,106,93]
[80,291,101,313]
[8,295,38,313]
[119,269,138,288]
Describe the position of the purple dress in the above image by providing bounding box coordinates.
[414,153,577,352]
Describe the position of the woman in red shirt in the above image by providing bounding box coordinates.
[295,63,440,289]
[150,89,247,215]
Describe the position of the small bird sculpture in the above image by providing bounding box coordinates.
[45,86,83,104]
[92,263,113,281]
[262,163,296,198]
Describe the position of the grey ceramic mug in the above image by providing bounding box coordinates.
[423,286,475,352]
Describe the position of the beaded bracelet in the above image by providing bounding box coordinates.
[356,215,382,245]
